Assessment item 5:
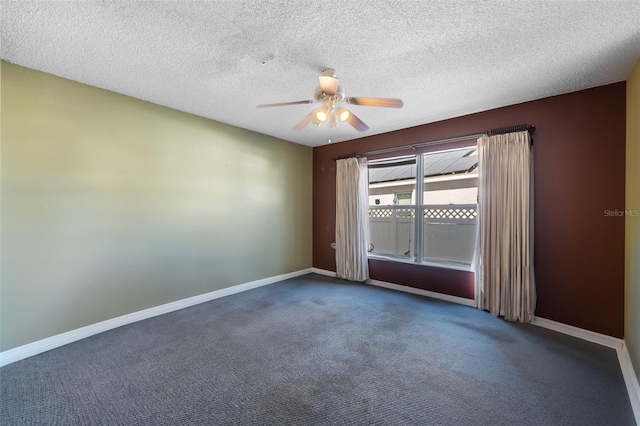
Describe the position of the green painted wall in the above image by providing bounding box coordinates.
[627,57,640,382]
[0,62,312,351]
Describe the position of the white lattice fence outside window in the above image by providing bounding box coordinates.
[423,204,477,263]
[369,204,477,263]
[424,206,477,220]
[369,208,415,218]
[369,206,415,258]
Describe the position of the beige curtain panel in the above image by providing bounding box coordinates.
[476,131,536,323]
[335,157,370,282]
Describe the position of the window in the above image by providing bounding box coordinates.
[397,192,412,205]
[368,146,478,268]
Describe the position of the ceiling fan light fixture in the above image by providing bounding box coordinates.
[315,104,332,122]
[337,107,351,122]
[329,112,338,128]
[315,109,328,122]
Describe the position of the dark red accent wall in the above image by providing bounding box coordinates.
[313,82,626,338]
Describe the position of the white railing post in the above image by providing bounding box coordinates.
[392,206,398,256]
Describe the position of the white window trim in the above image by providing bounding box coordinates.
[367,253,473,272]
[368,148,477,272]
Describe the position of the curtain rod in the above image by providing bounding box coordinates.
[486,124,535,137]
[332,124,535,161]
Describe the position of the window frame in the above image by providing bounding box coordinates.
[367,146,478,271]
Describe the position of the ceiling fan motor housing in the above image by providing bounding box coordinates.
[315,86,345,101]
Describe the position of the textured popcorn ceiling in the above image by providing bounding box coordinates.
[2,1,639,147]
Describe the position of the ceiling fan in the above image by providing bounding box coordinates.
[257,69,403,132]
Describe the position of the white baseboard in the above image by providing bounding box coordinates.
[531,317,640,423]
[531,316,623,350]
[0,268,313,367]
[367,279,477,307]
[310,267,477,307]
[619,341,640,424]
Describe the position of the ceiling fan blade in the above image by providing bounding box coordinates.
[345,111,370,132]
[319,73,338,96]
[293,111,315,131]
[345,97,404,108]
[257,100,314,108]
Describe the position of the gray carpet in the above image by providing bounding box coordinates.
[0,273,635,425]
